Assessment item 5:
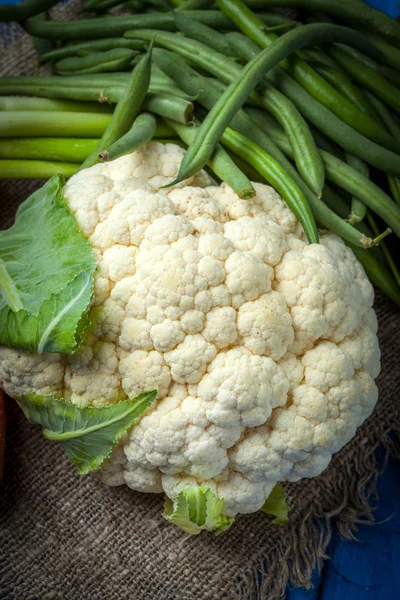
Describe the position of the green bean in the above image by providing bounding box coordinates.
[365,91,400,139]
[217,0,384,61]
[250,110,397,246]
[0,74,130,89]
[330,45,400,116]
[0,111,112,138]
[0,137,99,162]
[84,0,130,13]
[345,153,368,225]
[55,48,135,76]
[367,213,400,287]
[245,0,400,48]
[226,33,324,195]
[171,23,362,192]
[0,159,78,179]
[362,92,400,209]
[311,64,379,120]
[100,112,157,161]
[226,152,265,183]
[0,85,114,103]
[165,117,255,199]
[299,47,339,69]
[153,48,372,248]
[153,48,289,165]
[361,32,400,72]
[23,11,240,41]
[218,0,398,153]
[0,96,114,113]
[30,13,53,59]
[349,244,400,306]
[0,0,59,22]
[149,22,386,194]
[388,176,400,207]
[154,120,177,138]
[81,39,153,169]
[275,73,400,175]
[322,153,400,237]
[174,12,236,57]
[144,93,194,123]
[262,110,400,237]
[219,127,319,242]
[322,184,352,220]
[175,0,214,10]
[321,185,387,254]
[40,39,145,63]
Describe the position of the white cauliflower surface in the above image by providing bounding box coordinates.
[0,142,381,517]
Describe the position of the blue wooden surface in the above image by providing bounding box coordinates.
[287,455,400,600]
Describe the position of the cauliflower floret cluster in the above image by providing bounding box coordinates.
[0,143,381,516]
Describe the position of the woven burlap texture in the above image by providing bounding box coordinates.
[0,5,399,600]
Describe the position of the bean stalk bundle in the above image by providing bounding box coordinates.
[0,0,400,305]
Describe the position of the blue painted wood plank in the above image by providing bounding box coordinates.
[286,456,400,600]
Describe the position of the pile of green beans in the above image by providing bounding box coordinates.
[0,0,399,305]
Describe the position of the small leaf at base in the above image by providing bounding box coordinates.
[260,483,290,525]
[164,486,235,535]
[16,389,158,474]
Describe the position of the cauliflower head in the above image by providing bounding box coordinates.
[0,142,380,517]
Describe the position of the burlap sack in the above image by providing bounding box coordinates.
[0,5,399,599]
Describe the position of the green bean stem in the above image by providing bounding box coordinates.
[165,118,255,200]
[0,160,78,179]
[345,153,369,225]
[100,112,157,162]
[0,137,99,162]
[81,39,154,169]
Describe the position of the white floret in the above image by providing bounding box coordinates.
[202,306,238,349]
[225,251,273,308]
[198,347,289,428]
[237,292,294,360]
[224,216,286,266]
[164,334,217,384]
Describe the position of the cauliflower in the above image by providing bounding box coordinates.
[0,142,381,520]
